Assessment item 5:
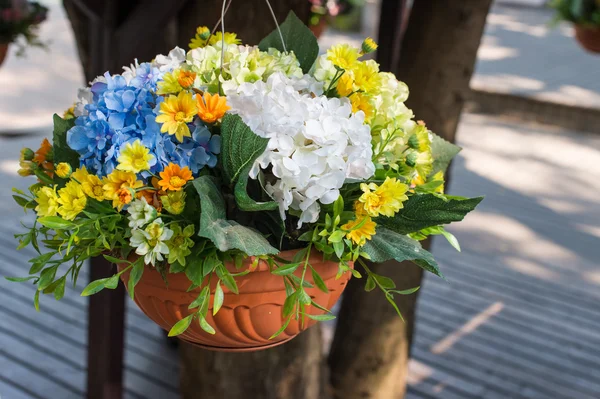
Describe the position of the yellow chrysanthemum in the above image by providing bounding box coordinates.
[407,123,431,153]
[327,44,360,70]
[117,140,154,173]
[342,216,377,246]
[359,177,409,217]
[155,91,198,142]
[72,166,106,201]
[158,163,193,191]
[208,31,241,46]
[352,60,381,94]
[189,26,211,49]
[336,73,354,97]
[35,186,59,217]
[55,162,72,178]
[412,171,445,194]
[57,181,87,221]
[350,92,374,122]
[353,200,367,218]
[157,70,184,95]
[103,170,143,210]
[196,92,230,124]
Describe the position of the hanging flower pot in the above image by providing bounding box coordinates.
[574,25,600,53]
[0,43,8,67]
[118,250,352,351]
[309,18,328,39]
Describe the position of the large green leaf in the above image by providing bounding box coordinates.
[377,194,483,235]
[429,132,461,177]
[258,11,319,74]
[52,114,79,169]
[220,114,269,185]
[193,176,278,256]
[363,227,443,278]
[234,165,278,212]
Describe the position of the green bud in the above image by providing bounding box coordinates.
[20,148,35,161]
[407,134,420,150]
[405,151,418,167]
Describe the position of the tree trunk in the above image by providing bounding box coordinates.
[328,1,492,398]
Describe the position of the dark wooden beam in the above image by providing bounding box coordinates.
[376,0,407,73]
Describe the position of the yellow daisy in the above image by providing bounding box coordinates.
[103,170,143,210]
[155,91,198,142]
[57,181,87,221]
[327,44,359,70]
[158,163,193,191]
[55,162,72,178]
[336,73,354,97]
[71,166,105,201]
[157,70,183,95]
[35,186,59,217]
[352,60,381,94]
[342,216,377,246]
[350,92,374,122]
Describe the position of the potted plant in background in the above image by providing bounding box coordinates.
[309,0,362,38]
[550,0,600,53]
[0,0,47,66]
[7,13,482,351]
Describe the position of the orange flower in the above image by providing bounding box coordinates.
[158,163,193,191]
[33,138,52,164]
[137,189,163,212]
[196,92,230,124]
[177,70,197,88]
[116,187,133,206]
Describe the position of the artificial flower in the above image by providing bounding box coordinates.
[35,186,59,217]
[161,190,186,215]
[117,140,155,173]
[208,31,241,46]
[361,37,378,54]
[158,163,193,191]
[352,60,381,94]
[166,223,195,265]
[407,122,431,152]
[33,138,52,164]
[129,218,173,266]
[196,92,230,123]
[55,162,72,178]
[63,106,76,120]
[177,70,197,88]
[359,177,408,217]
[20,148,34,162]
[342,216,377,246]
[350,92,374,122]
[57,181,87,220]
[72,166,105,201]
[336,73,354,97]
[326,44,359,70]
[156,69,183,95]
[156,91,197,142]
[127,197,158,228]
[189,26,211,49]
[17,161,34,177]
[103,170,143,210]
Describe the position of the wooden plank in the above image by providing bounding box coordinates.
[0,376,45,399]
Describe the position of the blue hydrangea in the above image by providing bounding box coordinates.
[67,64,221,180]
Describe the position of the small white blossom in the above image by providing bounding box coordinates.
[129,218,173,266]
[127,198,157,229]
[226,73,375,226]
[154,47,186,72]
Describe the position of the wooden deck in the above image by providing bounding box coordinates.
[1,113,600,398]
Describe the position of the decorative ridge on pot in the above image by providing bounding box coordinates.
[7,5,482,352]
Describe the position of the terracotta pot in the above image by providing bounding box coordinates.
[119,249,352,352]
[310,18,328,39]
[0,43,8,67]
[574,25,600,54]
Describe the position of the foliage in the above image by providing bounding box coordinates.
[550,0,600,26]
[0,1,48,55]
[7,12,482,338]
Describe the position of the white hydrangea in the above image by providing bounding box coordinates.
[226,73,375,226]
[127,198,157,229]
[154,47,186,72]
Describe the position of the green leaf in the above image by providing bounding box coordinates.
[389,286,420,295]
[220,114,269,185]
[5,276,37,283]
[234,166,278,212]
[271,262,300,276]
[306,313,336,321]
[38,266,58,290]
[37,216,74,230]
[52,114,79,169]
[282,292,297,317]
[259,12,319,74]
[168,314,193,337]
[13,195,35,209]
[311,268,329,293]
[298,289,311,305]
[216,264,239,294]
[185,257,204,286]
[34,290,40,311]
[372,274,396,289]
[429,133,461,177]
[362,227,444,278]
[53,277,66,300]
[127,261,144,300]
[269,315,292,339]
[103,254,129,264]
[364,275,376,292]
[377,194,483,235]
[213,281,224,316]
[189,286,210,310]
[441,228,461,252]
[198,315,216,334]
[104,275,120,289]
[193,176,278,256]
[81,278,108,296]
[34,169,54,185]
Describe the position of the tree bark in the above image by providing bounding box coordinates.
[328,1,492,398]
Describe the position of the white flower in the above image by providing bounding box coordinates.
[127,198,157,229]
[129,218,173,266]
[226,72,375,227]
[154,47,186,72]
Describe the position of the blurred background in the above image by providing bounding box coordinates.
[1,0,599,398]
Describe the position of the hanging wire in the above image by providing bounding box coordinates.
[264,0,287,52]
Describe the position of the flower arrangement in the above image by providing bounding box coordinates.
[0,0,47,56]
[8,13,481,344]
